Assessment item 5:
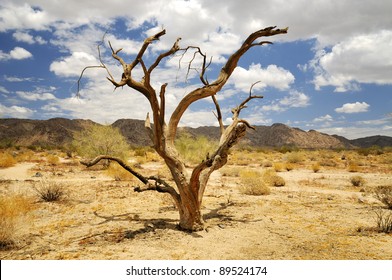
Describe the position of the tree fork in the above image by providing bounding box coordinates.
[78,26,288,231]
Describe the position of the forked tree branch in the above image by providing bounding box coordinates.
[80,155,180,201]
[77,31,116,96]
[167,26,288,143]
[211,95,224,135]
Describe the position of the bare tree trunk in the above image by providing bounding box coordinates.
[79,26,288,232]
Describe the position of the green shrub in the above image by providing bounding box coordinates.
[175,133,218,165]
[72,124,130,161]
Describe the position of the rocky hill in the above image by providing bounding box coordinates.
[183,123,354,149]
[0,118,95,148]
[1,118,391,149]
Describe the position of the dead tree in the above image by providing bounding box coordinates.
[80,26,288,231]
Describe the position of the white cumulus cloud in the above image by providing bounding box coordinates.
[312,30,392,91]
[231,63,295,92]
[0,47,32,61]
[0,104,35,118]
[335,102,370,114]
[50,51,99,77]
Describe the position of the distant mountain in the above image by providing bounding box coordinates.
[349,135,392,148]
[0,118,94,148]
[1,118,391,149]
[183,123,354,149]
[111,119,151,147]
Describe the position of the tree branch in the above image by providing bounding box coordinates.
[211,95,224,135]
[149,37,181,74]
[80,155,180,200]
[77,31,115,96]
[167,26,287,143]
[159,83,168,126]
[130,29,166,70]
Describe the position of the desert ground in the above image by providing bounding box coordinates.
[0,147,391,260]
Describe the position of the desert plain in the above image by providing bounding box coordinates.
[0,147,391,260]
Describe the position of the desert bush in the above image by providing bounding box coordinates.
[286,152,304,164]
[46,154,60,165]
[350,176,366,187]
[276,145,299,153]
[106,162,137,182]
[311,162,321,173]
[0,194,34,249]
[14,149,38,162]
[33,181,67,202]
[348,162,360,172]
[239,170,270,195]
[273,162,284,172]
[374,185,392,209]
[285,163,294,171]
[175,133,218,165]
[319,158,337,167]
[262,160,273,168]
[0,151,17,168]
[72,124,130,161]
[373,209,392,233]
[221,166,241,177]
[262,169,285,187]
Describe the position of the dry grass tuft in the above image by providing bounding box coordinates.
[350,176,366,187]
[347,162,360,172]
[0,151,17,168]
[33,181,67,202]
[106,162,137,182]
[273,162,284,172]
[46,154,60,165]
[0,194,34,250]
[374,185,392,209]
[373,209,392,233]
[239,170,271,195]
[311,162,321,173]
[262,169,285,187]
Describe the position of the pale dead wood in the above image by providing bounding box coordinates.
[78,26,288,231]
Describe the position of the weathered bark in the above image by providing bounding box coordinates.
[79,26,288,231]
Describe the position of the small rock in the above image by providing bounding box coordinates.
[33,172,43,177]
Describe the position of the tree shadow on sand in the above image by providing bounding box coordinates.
[84,200,263,242]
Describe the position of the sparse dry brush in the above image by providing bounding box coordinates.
[0,151,17,168]
[350,176,366,187]
[106,162,139,182]
[239,170,271,195]
[262,169,285,187]
[33,180,67,202]
[374,185,392,209]
[0,194,34,249]
[311,162,321,173]
[373,209,392,233]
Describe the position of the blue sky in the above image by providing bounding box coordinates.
[0,0,391,139]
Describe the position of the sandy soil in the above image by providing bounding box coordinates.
[0,154,391,260]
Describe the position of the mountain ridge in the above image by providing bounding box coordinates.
[1,118,391,149]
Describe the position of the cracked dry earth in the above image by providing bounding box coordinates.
[0,154,391,260]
